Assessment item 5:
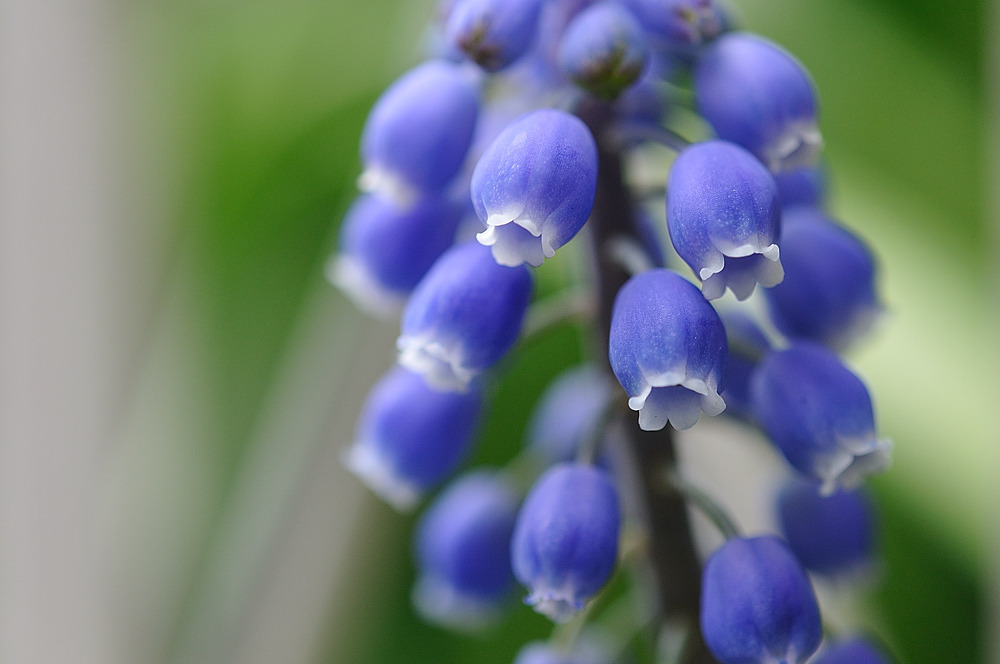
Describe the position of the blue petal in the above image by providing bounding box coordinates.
[609,269,727,430]
[667,140,783,301]
[764,207,882,350]
[527,364,613,465]
[696,32,821,171]
[557,2,649,99]
[471,109,597,267]
[398,241,533,391]
[511,464,620,622]
[413,471,518,629]
[344,367,482,509]
[330,194,462,316]
[751,342,892,493]
[701,535,822,664]
[360,60,480,203]
[447,0,546,72]
[776,476,877,577]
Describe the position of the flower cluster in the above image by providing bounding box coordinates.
[332,0,895,661]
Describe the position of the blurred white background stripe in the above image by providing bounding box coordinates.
[0,0,126,662]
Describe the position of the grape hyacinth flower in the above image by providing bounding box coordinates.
[609,269,727,431]
[557,2,649,100]
[526,364,612,465]
[359,60,480,205]
[667,140,783,300]
[776,476,876,577]
[764,207,882,350]
[701,535,823,664]
[398,241,533,391]
[335,1,898,659]
[413,471,519,629]
[328,193,462,316]
[511,463,620,622]
[751,342,892,493]
[774,163,827,209]
[447,0,545,72]
[696,32,821,171]
[343,367,482,510]
[811,637,892,664]
[625,0,724,50]
[471,109,598,267]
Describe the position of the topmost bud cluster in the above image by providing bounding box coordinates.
[334,2,894,662]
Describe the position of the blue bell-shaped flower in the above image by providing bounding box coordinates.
[413,471,518,629]
[557,2,649,100]
[329,193,462,316]
[625,0,724,51]
[751,342,892,494]
[343,366,482,510]
[701,535,823,664]
[776,476,877,577]
[398,241,533,391]
[695,32,821,172]
[526,364,613,465]
[359,60,480,206]
[667,139,783,301]
[764,207,882,350]
[471,108,598,267]
[774,164,827,209]
[447,0,545,72]
[609,269,727,431]
[511,463,620,622]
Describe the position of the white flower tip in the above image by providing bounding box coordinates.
[476,221,553,267]
[396,334,475,392]
[818,435,893,495]
[357,166,418,209]
[342,443,421,511]
[701,253,784,301]
[525,590,585,624]
[326,254,405,318]
[412,576,501,632]
[767,122,824,173]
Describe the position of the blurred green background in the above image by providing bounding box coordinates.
[2,0,996,663]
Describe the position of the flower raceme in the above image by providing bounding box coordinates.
[335,0,894,660]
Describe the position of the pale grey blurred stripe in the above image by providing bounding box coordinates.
[166,287,394,664]
[0,0,129,662]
